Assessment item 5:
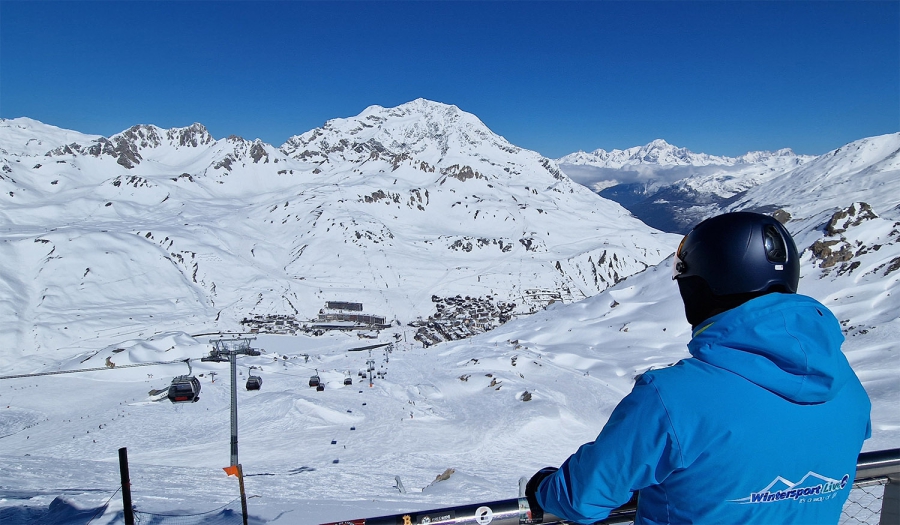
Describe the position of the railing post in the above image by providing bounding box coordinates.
[855,448,900,525]
[237,463,249,525]
[880,476,899,525]
[118,447,135,525]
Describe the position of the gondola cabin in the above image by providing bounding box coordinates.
[316,384,325,392]
[168,375,201,403]
[309,374,320,388]
[343,377,353,386]
[246,375,262,391]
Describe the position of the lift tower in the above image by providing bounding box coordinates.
[201,337,259,466]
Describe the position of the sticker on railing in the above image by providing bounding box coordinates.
[475,505,493,524]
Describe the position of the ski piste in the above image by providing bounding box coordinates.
[320,496,637,525]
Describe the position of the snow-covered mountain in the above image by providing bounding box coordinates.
[558,139,815,232]
[0,101,678,367]
[559,138,737,169]
[557,138,812,186]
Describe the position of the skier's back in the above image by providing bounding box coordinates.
[527,212,871,524]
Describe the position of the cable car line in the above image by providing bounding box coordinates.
[0,358,196,381]
[347,342,392,352]
[253,369,313,380]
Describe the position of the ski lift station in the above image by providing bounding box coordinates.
[313,302,390,331]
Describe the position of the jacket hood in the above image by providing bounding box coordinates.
[688,293,852,404]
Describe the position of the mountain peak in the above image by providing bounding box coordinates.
[281,98,520,165]
[560,139,715,168]
[373,98,462,116]
[114,124,165,149]
[113,122,213,150]
[645,138,674,149]
[166,122,214,148]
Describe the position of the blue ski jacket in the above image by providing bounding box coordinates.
[535,293,871,524]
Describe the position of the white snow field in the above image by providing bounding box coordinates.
[0,105,897,524]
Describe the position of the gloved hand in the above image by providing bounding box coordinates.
[525,467,558,523]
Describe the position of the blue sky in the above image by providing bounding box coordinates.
[1,1,897,158]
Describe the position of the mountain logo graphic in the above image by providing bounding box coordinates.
[730,471,850,504]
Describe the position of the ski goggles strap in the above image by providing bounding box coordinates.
[672,235,688,280]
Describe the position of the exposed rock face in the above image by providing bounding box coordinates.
[807,202,900,278]
[46,136,143,168]
[772,208,792,224]
[249,141,269,164]
[810,239,855,269]
[826,202,878,236]
[167,123,213,147]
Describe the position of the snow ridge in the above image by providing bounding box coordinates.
[558,138,812,169]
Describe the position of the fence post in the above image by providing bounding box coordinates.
[223,463,249,524]
[880,476,899,525]
[118,447,135,525]
[238,463,249,525]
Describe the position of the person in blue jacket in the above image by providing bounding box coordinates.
[526,211,871,525]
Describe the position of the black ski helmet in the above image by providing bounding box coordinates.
[672,212,800,296]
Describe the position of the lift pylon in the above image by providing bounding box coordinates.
[201,337,260,467]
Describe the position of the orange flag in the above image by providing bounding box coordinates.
[223,465,239,477]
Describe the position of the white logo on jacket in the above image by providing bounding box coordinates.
[731,472,850,504]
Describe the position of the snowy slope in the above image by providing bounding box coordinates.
[725,133,900,221]
[0,118,104,157]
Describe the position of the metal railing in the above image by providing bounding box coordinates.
[842,448,900,525]
[322,448,900,525]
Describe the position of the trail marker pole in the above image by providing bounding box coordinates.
[224,464,250,525]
